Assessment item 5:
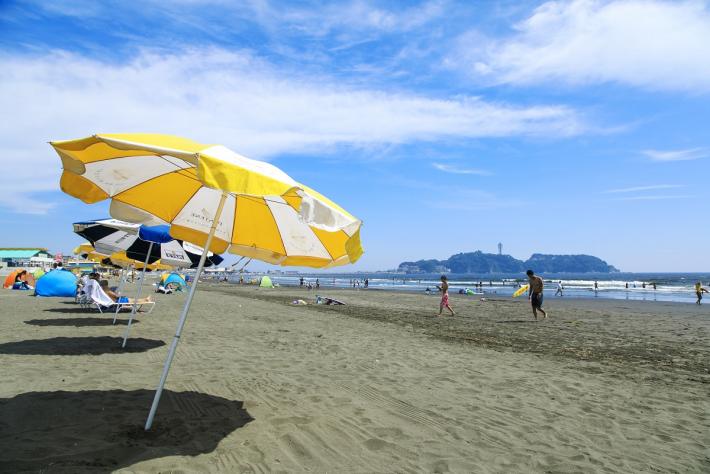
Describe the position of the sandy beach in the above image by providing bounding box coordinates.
[1,282,709,473]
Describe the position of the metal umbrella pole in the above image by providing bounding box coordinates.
[122,242,154,347]
[112,265,130,325]
[145,191,228,430]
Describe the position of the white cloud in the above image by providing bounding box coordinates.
[432,162,491,175]
[460,0,710,91]
[602,184,684,193]
[642,148,710,161]
[249,0,447,36]
[0,48,584,214]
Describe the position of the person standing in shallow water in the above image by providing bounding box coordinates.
[526,270,547,320]
[436,275,455,316]
[695,282,709,305]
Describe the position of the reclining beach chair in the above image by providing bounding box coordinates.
[86,279,155,314]
[77,279,95,308]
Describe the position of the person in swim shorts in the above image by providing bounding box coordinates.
[696,282,708,305]
[526,269,547,320]
[436,275,455,316]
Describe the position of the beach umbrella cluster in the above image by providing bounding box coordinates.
[52,133,362,430]
[73,219,224,269]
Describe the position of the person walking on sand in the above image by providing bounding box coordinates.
[555,281,563,296]
[695,282,709,305]
[436,275,455,316]
[526,270,547,320]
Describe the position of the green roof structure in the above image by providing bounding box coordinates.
[0,248,51,259]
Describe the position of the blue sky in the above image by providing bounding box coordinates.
[1,0,709,272]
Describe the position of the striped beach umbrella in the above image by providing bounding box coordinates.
[55,134,362,267]
[73,244,171,270]
[51,133,363,430]
[73,219,223,269]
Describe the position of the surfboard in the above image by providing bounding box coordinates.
[513,284,529,298]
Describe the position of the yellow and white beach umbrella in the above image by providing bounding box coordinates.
[51,133,363,430]
[53,134,362,268]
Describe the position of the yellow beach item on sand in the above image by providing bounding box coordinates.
[52,134,362,268]
[513,285,529,298]
[51,133,363,431]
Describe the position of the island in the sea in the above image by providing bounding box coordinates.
[397,251,619,274]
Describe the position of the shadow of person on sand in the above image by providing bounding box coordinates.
[0,389,253,473]
[25,318,140,327]
[0,336,164,355]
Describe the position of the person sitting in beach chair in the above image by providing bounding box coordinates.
[85,274,154,314]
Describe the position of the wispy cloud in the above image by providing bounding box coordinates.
[428,187,523,210]
[454,0,710,91]
[611,195,692,201]
[432,162,491,175]
[642,148,710,161]
[603,184,685,194]
[250,0,448,37]
[0,48,585,215]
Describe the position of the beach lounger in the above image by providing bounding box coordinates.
[86,280,155,315]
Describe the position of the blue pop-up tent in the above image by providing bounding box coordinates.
[35,270,77,297]
[162,272,187,289]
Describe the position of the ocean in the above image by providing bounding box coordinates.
[216,272,710,305]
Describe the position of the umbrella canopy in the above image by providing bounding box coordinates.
[73,219,223,268]
[52,133,362,431]
[53,134,362,267]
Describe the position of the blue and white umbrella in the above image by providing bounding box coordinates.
[73,219,223,268]
[73,219,223,346]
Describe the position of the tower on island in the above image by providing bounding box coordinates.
[498,242,502,255]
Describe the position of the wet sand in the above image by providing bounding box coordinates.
[1,282,708,472]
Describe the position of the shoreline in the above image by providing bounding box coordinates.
[209,276,710,305]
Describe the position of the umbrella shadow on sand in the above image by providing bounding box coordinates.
[0,336,164,355]
[25,318,140,327]
[0,389,253,473]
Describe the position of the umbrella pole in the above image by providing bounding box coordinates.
[112,266,129,325]
[145,191,228,430]
[122,243,154,347]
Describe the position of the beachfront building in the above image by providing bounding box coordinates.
[0,248,54,269]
